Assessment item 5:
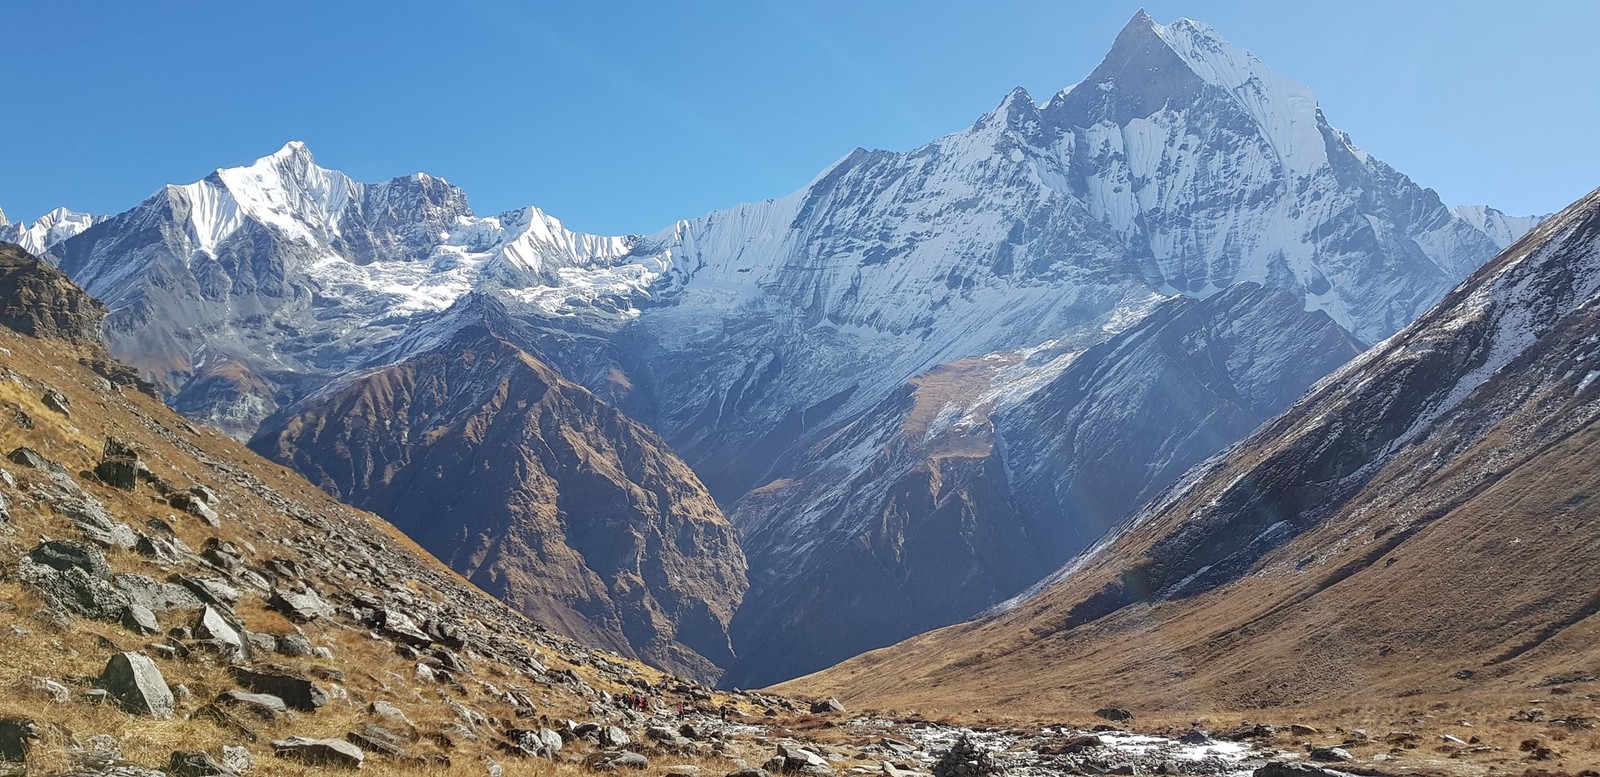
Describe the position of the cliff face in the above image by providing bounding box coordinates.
[253,310,746,681]
[0,242,106,346]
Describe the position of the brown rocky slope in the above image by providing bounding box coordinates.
[0,243,797,775]
[789,186,1600,722]
[250,295,747,682]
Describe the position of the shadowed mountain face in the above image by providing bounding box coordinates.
[252,302,747,681]
[39,12,1523,685]
[720,283,1365,687]
[791,187,1600,715]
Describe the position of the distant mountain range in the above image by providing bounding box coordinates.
[12,12,1541,685]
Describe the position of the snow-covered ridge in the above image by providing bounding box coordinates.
[1,206,101,256]
[1453,204,1546,249]
[1147,14,1329,177]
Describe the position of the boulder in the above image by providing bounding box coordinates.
[41,389,70,415]
[1308,747,1352,763]
[1254,764,1344,777]
[0,718,39,763]
[599,726,632,747]
[347,724,407,757]
[120,604,160,635]
[216,689,288,720]
[6,447,49,469]
[169,493,220,527]
[810,698,846,714]
[588,750,649,771]
[272,737,363,769]
[233,668,326,712]
[169,750,238,777]
[726,771,773,777]
[194,607,246,656]
[221,745,253,774]
[1095,707,1133,722]
[28,539,110,576]
[99,652,174,717]
[269,589,333,622]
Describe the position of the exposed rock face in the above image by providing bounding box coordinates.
[0,242,106,345]
[722,284,1365,686]
[252,305,746,680]
[793,186,1600,714]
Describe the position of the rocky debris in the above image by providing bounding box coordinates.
[0,718,39,763]
[725,770,772,777]
[272,737,364,769]
[233,667,326,712]
[98,652,174,717]
[931,736,1000,777]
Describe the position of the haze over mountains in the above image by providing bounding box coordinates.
[10,12,1548,687]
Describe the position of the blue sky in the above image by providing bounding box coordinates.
[3,1,1596,235]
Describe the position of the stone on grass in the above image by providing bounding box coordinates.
[99,652,174,717]
[272,737,363,769]
[233,668,326,712]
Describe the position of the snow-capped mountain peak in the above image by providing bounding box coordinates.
[171,140,357,255]
[1,206,102,256]
[1049,11,1328,178]
[1453,204,1547,249]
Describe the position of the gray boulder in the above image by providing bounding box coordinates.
[272,738,363,769]
[99,652,174,717]
[120,604,160,636]
[233,668,326,712]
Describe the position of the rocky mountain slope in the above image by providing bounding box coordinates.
[792,184,1600,720]
[0,244,803,775]
[36,12,1529,687]
[252,294,746,681]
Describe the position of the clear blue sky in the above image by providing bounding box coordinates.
[3,1,1596,235]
